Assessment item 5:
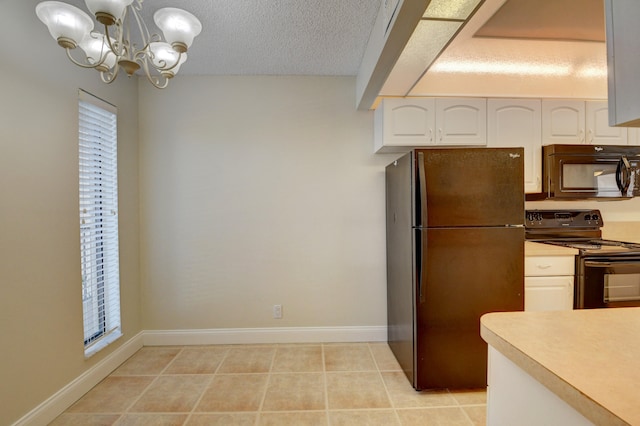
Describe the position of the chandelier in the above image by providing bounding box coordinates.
[36,0,202,89]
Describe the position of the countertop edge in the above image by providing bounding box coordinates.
[480,316,627,426]
[524,241,579,256]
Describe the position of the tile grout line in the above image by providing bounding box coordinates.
[118,347,185,419]
[368,342,403,425]
[183,345,231,425]
[254,344,278,424]
[321,343,330,426]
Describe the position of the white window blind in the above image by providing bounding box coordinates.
[78,90,121,357]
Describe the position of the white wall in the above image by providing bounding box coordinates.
[0,1,141,424]
[139,75,394,330]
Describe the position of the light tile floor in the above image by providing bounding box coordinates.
[50,343,486,426]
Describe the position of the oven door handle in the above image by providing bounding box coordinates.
[583,259,640,268]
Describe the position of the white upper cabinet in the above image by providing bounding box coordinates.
[375,97,637,154]
[487,99,542,193]
[542,100,586,144]
[542,100,628,145]
[586,100,628,145]
[434,98,487,146]
[374,98,486,152]
[374,98,436,152]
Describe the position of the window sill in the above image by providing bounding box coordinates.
[84,329,123,359]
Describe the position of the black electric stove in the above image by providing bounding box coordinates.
[525,209,640,308]
[525,209,640,256]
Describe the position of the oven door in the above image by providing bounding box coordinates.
[577,256,640,308]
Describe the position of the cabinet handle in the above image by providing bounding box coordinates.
[579,129,585,143]
[429,128,433,142]
[536,264,552,269]
[439,128,443,141]
[588,129,593,144]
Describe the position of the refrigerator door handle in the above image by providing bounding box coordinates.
[416,151,427,228]
[415,230,425,303]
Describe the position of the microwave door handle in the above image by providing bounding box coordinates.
[616,156,631,195]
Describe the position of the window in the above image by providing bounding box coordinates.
[78,90,121,357]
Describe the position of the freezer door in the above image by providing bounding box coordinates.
[415,148,524,228]
[414,226,524,390]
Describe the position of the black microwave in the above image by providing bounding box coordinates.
[542,144,640,200]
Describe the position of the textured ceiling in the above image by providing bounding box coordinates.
[64,0,381,76]
[57,0,607,89]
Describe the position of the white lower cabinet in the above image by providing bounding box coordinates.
[487,347,594,425]
[524,256,574,311]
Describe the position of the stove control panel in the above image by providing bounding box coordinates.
[525,209,603,229]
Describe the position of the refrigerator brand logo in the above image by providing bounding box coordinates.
[509,153,521,159]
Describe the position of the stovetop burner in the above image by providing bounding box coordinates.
[525,209,640,256]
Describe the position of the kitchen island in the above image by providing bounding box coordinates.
[481,308,640,426]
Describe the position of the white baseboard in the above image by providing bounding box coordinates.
[12,331,144,426]
[13,326,387,425]
[143,325,388,346]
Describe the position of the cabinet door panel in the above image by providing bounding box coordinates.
[586,100,628,145]
[435,98,486,145]
[542,100,585,144]
[488,99,541,193]
[525,276,574,311]
[374,98,435,152]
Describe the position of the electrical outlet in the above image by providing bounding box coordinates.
[273,304,282,319]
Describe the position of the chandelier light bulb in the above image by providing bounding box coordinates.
[154,8,202,53]
[36,1,94,49]
[84,0,134,26]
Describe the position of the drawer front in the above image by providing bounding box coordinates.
[525,256,575,276]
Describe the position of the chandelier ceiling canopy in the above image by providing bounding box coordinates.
[36,0,202,89]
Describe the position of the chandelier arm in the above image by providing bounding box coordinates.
[130,2,152,49]
[99,70,118,84]
[121,8,133,61]
[158,52,183,72]
[65,48,104,69]
[137,49,182,73]
[137,54,169,88]
[102,23,122,58]
[143,70,170,89]
[82,31,113,67]
[99,60,120,84]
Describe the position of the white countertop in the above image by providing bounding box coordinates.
[481,308,640,426]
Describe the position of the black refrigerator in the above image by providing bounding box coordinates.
[385,148,524,390]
